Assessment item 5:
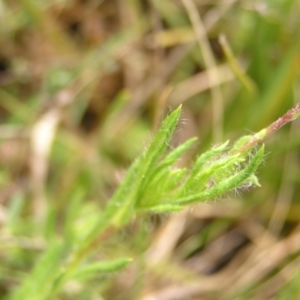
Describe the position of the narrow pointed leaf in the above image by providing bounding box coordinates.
[112,106,182,225]
[139,204,183,213]
[175,145,264,205]
[71,257,132,279]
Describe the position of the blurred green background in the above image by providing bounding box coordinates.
[0,0,300,299]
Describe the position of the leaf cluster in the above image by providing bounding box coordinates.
[10,106,265,300]
[108,106,264,218]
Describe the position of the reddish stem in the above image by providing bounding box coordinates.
[237,103,300,154]
[266,103,300,135]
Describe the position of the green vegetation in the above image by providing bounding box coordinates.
[1,1,300,299]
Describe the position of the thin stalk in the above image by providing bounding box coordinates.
[182,0,224,143]
[234,103,300,154]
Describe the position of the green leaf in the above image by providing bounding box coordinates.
[79,106,183,251]
[71,257,132,279]
[138,168,187,208]
[175,145,265,205]
[186,154,243,193]
[11,242,64,300]
[110,105,182,226]
[184,141,229,187]
[139,204,183,213]
[135,137,196,207]
[159,137,197,168]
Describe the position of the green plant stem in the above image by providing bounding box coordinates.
[50,225,116,298]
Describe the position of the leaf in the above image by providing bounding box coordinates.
[110,105,182,226]
[186,154,243,193]
[139,204,183,213]
[68,106,183,275]
[159,137,197,168]
[177,141,229,195]
[135,137,196,207]
[71,257,132,279]
[11,242,64,300]
[137,168,187,208]
[175,145,265,205]
[185,141,229,185]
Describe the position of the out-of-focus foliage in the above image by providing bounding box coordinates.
[0,0,300,299]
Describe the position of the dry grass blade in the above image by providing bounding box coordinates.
[182,0,224,142]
